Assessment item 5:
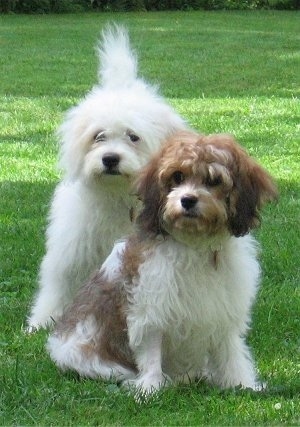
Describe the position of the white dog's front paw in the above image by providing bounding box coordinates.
[252,381,267,392]
[24,324,40,334]
[123,372,171,400]
[26,314,56,333]
[25,318,45,334]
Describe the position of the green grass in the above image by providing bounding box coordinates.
[0,10,299,426]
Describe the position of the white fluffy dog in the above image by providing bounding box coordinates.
[47,131,277,395]
[28,25,186,330]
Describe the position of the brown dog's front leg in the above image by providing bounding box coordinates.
[128,329,169,395]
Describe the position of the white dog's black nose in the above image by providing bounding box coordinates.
[102,153,120,170]
[181,195,198,211]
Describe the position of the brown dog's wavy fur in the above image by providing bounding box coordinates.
[56,271,137,372]
[135,131,277,237]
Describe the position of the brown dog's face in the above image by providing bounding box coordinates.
[136,132,277,239]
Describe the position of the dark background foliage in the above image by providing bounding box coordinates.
[0,0,299,13]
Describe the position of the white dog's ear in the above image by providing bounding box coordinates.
[56,105,88,180]
[228,148,278,237]
[97,24,138,88]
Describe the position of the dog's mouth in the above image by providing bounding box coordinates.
[104,169,122,176]
[163,214,201,234]
[175,216,202,231]
[182,211,198,218]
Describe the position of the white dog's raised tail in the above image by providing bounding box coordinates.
[98,24,138,88]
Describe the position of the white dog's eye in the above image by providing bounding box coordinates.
[94,131,106,143]
[127,131,140,144]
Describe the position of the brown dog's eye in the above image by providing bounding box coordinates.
[206,175,222,187]
[172,171,185,185]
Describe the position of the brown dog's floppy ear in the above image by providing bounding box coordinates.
[134,153,164,236]
[228,150,278,237]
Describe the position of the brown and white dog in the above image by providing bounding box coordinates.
[47,131,277,395]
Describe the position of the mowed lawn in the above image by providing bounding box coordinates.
[0,10,299,426]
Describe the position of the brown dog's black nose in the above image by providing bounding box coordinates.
[181,195,198,210]
[102,153,120,170]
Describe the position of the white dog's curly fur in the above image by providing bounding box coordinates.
[27,25,186,330]
[47,131,277,395]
